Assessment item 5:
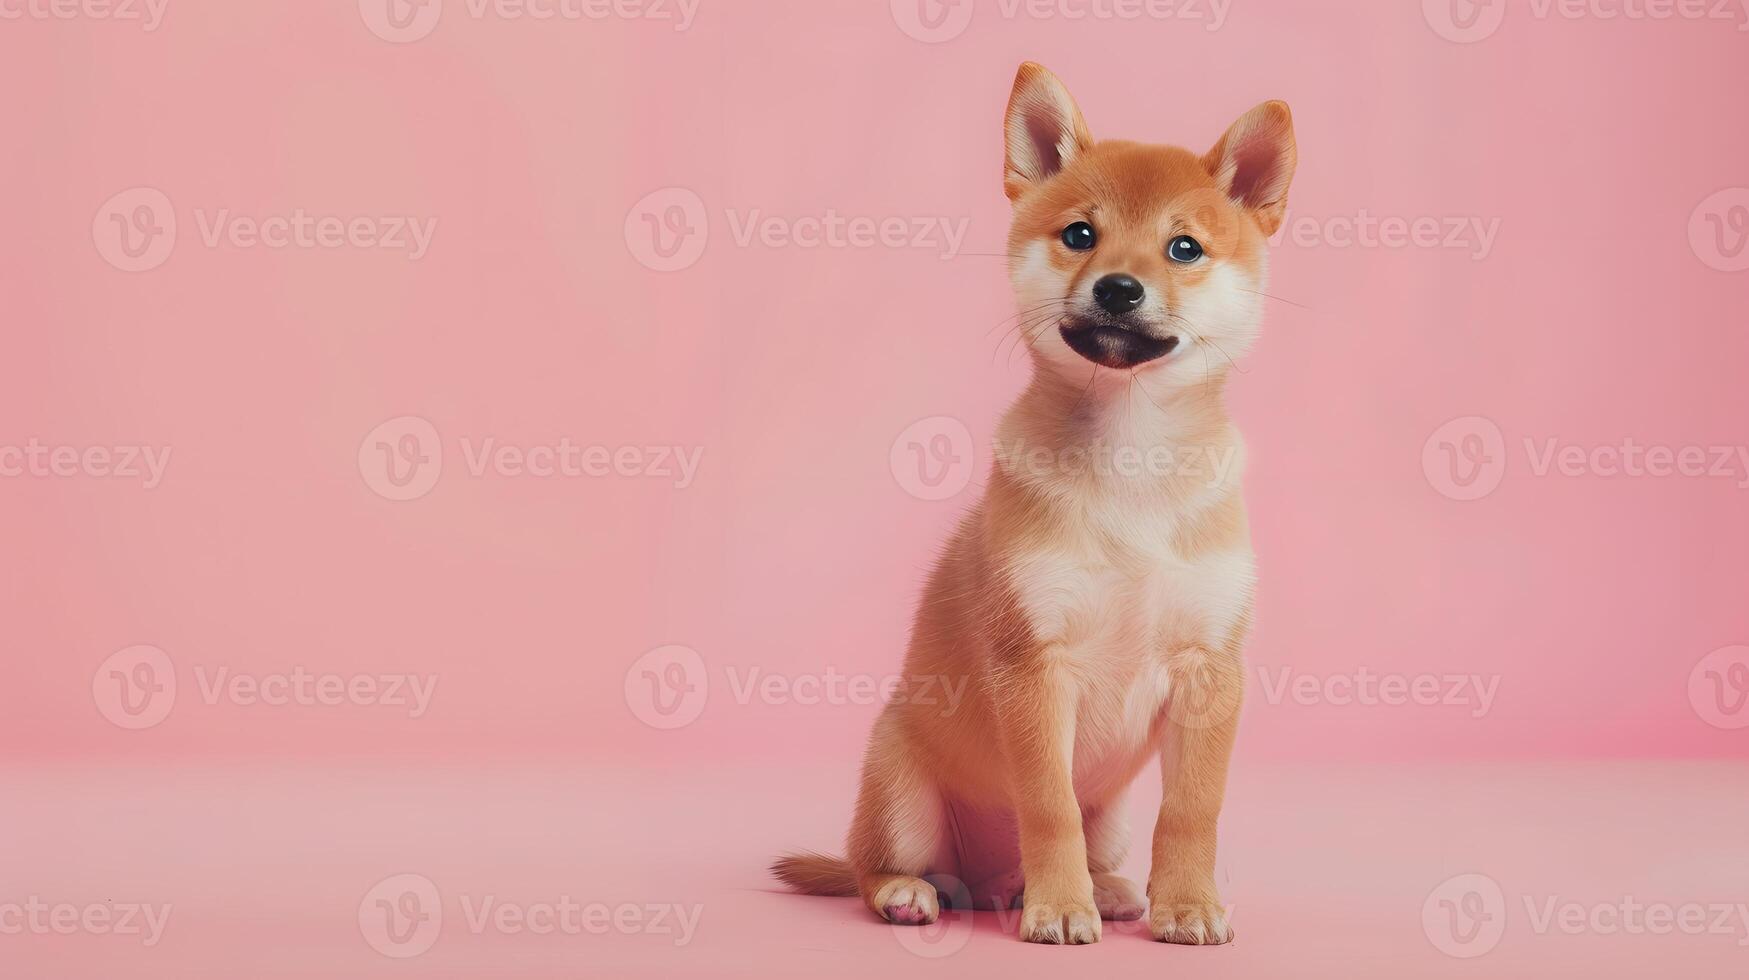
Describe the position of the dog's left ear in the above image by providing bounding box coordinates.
[1004,62,1094,202]
[1203,101,1297,236]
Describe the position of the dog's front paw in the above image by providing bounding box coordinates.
[1148,880,1232,945]
[1019,894,1102,945]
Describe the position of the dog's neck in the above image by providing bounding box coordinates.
[991,364,1242,507]
[1006,366,1233,452]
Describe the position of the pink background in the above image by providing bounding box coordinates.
[3,1,1746,977]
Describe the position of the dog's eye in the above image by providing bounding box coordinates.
[1060,222,1097,251]
[1167,235,1204,263]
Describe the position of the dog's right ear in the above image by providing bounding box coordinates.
[1004,62,1093,202]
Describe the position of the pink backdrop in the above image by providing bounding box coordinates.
[3,1,1746,977]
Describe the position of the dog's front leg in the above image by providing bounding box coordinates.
[995,648,1100,944]
[1148,644,1245,945]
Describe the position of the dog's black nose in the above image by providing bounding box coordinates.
[1092,274,1145,314]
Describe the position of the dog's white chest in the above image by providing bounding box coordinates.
[1008,528,1254,795]
[1009,533,1253,656]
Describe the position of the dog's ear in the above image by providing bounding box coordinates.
[1004,62,1094,202]
[1203,101,1297,236]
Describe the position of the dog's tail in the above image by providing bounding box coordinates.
[770,850,858,896]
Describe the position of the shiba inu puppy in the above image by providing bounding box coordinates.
[774,62,1295,946]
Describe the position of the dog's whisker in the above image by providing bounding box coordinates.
[1236,287,1314,311]
[997,310,1070,365]
[986,300,1071,337]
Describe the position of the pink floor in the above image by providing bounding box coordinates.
[6,760,1745,978]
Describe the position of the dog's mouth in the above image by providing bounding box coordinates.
[1059,316,1180,369]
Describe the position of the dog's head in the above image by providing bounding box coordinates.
[1003,63,1296,387]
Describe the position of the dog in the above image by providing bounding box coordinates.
[773,62,1296,946]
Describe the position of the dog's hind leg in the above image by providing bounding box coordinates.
[1084,798,1146,921]
[847,711,948,925]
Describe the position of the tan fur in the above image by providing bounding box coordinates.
[773,63,1296,946]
